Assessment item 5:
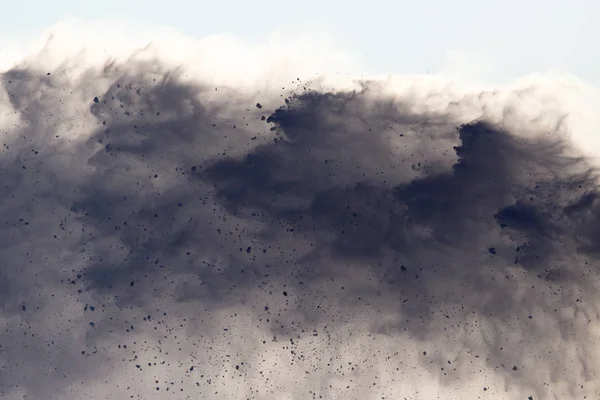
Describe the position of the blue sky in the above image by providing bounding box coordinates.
[1,0,598,84]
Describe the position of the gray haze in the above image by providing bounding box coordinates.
[1,50,600,399]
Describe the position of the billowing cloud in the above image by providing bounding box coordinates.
[1,22,600,400]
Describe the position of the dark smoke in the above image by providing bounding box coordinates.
[1,58,600,400]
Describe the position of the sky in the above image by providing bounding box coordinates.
[0,0,598,84]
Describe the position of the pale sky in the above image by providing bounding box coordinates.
[0,0,598,84]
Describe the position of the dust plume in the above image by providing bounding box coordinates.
[1,20,600,400]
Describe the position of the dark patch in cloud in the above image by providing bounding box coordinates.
[0,60,599,399]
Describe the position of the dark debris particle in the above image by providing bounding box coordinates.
[256,103,263,109]
[93,97,99,103]
[488,247,497,255]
